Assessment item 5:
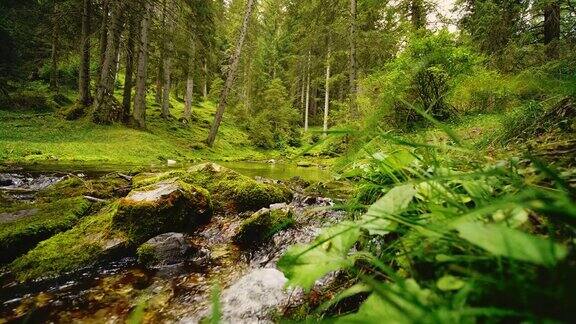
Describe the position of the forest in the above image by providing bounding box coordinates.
[0,0,575,322]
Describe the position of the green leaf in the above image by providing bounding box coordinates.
[436,275,466,291]
[277,222,360,291]
[360,184,416,235]
[455,222,568,266]
[336,279,432,324]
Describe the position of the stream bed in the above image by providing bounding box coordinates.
[0,163,347,323]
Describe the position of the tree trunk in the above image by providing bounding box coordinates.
[79,0,92,106]
[323,46,331,136]
[304,52,311,132]
[349,0,358,117]
[544,0,561,58]
[206,0,257,147]
[411,0,426,30]
[155,0,167,105]
[132,2,151,129]
[50,0,60,92]
[203,59,208,99]
[92,0,125,124]
[161,48,172,118]
[184,43,195,121]
[97,0,109,86]
[122,11,137,123]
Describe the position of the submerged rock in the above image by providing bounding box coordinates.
[137,233,194,267]
[233,206,294,247]
[113,180,212,243]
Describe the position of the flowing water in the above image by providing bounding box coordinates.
[0,162,347,323]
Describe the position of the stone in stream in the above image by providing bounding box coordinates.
[137,233,199,268]
[132,162,293,214]
[184,268,295,324]
[0,178,14,187]
[233,206,294,248]
[113,180,213,243]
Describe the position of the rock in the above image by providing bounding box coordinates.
[266,159,276,164]
[269,202,288,210]
[217,268,294,323]
[113,180,212,243]
[137,233,193,267]
[234,206,294,247]
[36,174,130,202]
[167,159,178,167]
[0,197,92,264]
[185,163,293,213]
[132,163,294,213]
[0,178,14,187]
[296,161,313,167]
[0,208,39,224]
[10,203,125,281]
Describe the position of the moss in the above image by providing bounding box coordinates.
[10,203,126,281]
[182,163,293,213]
[132,163,293,213]
[233,208,295,247]
[112,180,212,244]
[136,243,157,266]
[0,197,92,263]
[36,174,131,202]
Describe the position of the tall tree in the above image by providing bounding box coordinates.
[122,10,138,123]
[207,0,258,147]
[96,0,109,86]
[78,0,92,106]
[349,0,358,117]
[323,44,331,135]
[92,0,125,124]
[184,41,195,121]
[161,0,173,119]
[50,0,60,92]
[543,0,561,58]
[133,1,151,129]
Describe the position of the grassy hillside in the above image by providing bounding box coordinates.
[0,88,278,170]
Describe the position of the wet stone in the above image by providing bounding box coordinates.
[0,208,39,224]
[137,233,195,268]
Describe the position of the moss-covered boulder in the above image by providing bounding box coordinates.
[10,203,128,281]
[132,163,293,213]
[112,180,212,244]
[188,163,293,213]
[36,174,131,202]
[233,205,295,247]
[0,197,92,263]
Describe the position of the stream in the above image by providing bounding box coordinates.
[0,162,345,323]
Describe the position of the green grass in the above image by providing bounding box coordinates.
[0,91,278,169]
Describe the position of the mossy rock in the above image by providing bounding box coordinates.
[0,197,92,264]
[136,243,158,266]
[37,174,131,202]
[233,206,295,247]
[132,163,293,213]
[112,180,212,244]
[184,163,293,213]
[10,203,128,281]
